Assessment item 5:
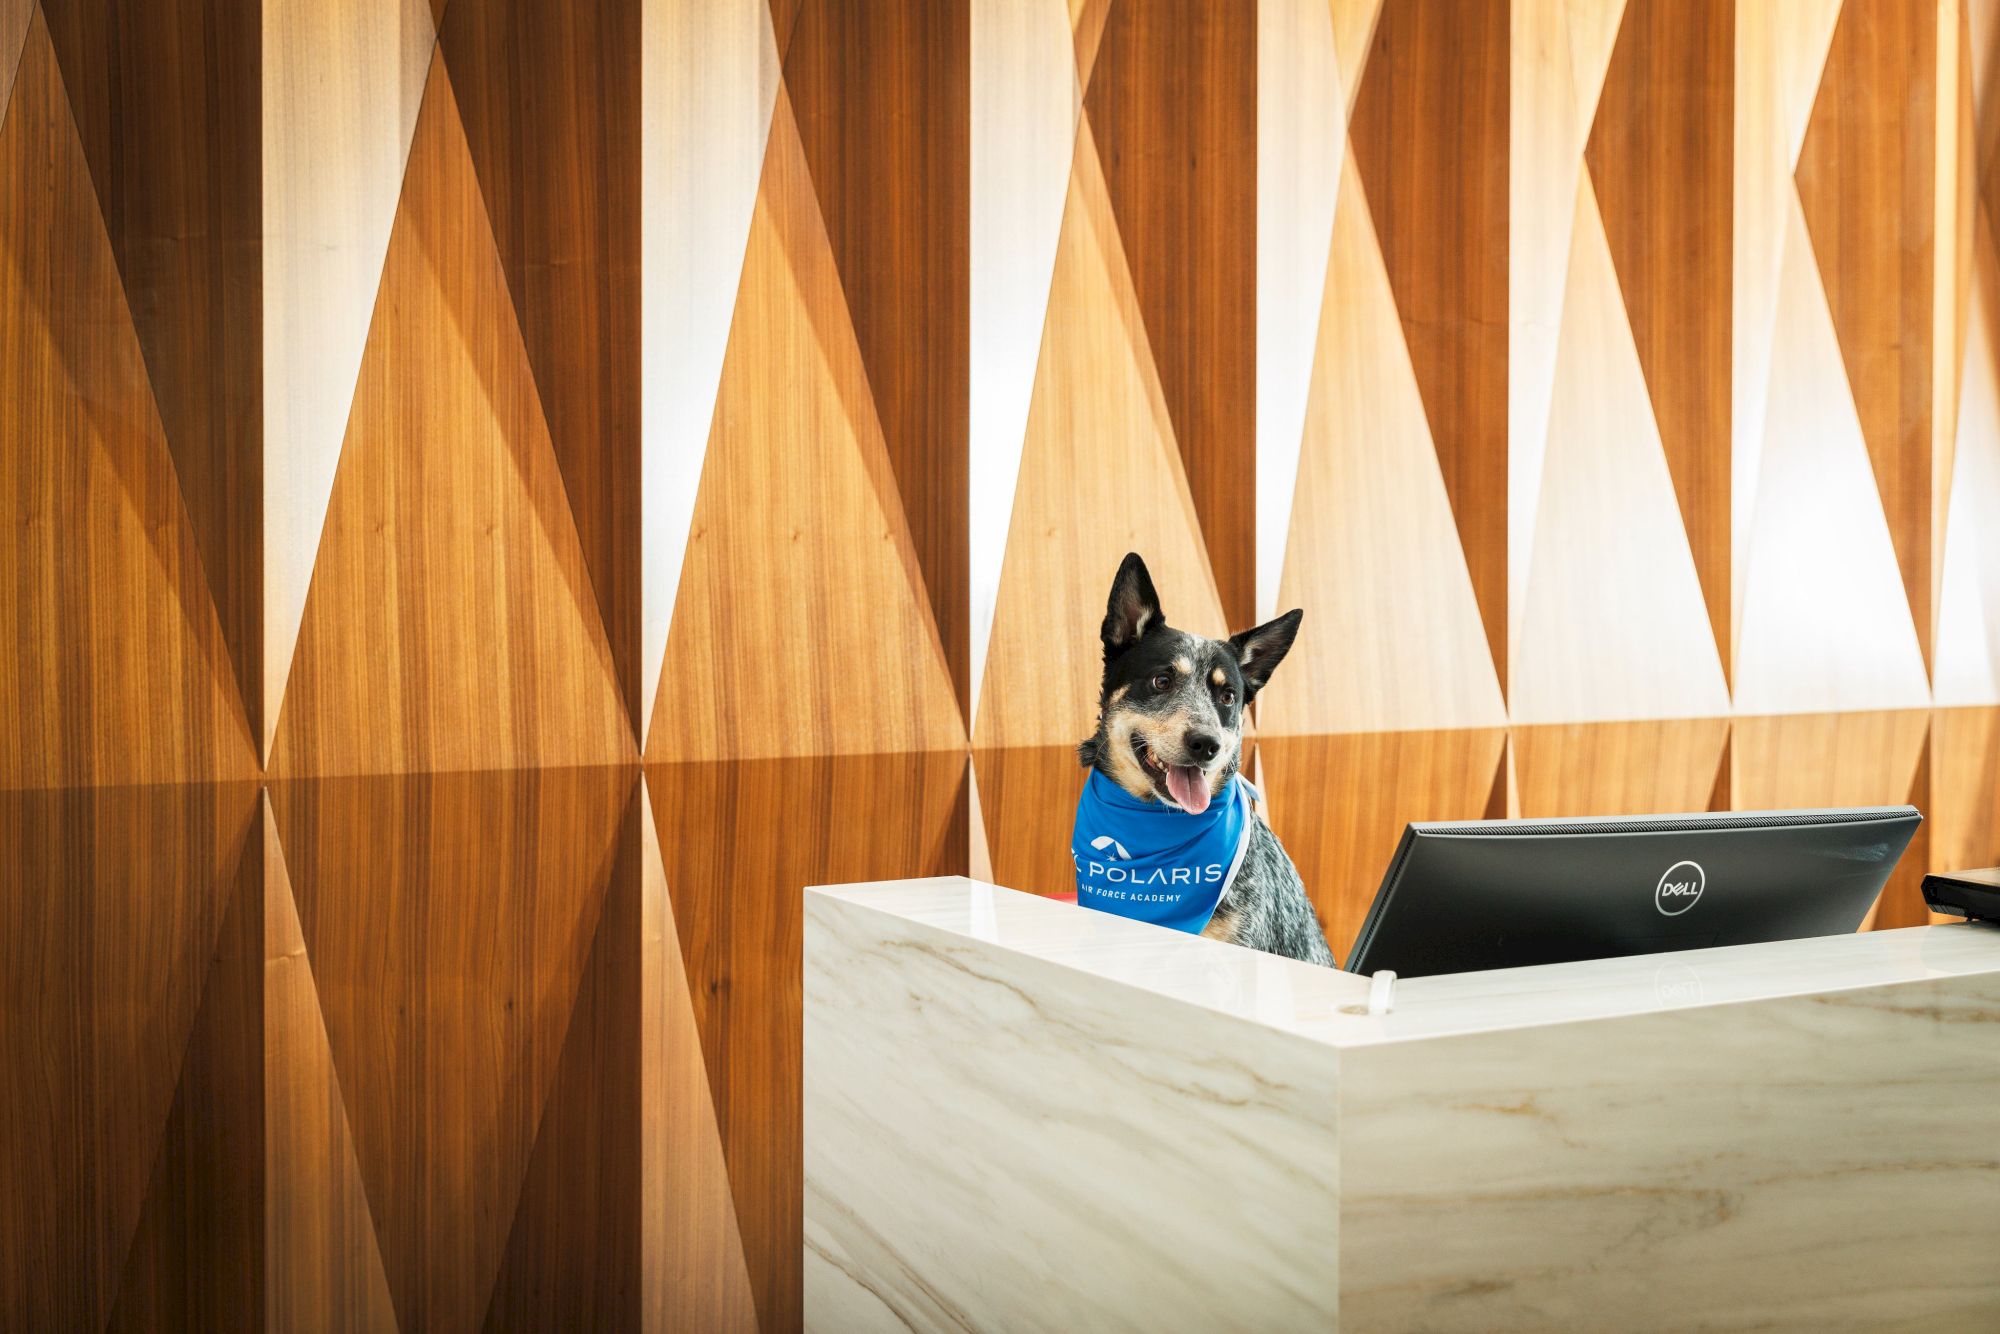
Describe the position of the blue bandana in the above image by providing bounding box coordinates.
[1071,768,1257,934]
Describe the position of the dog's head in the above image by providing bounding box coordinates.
[1078,553,1303,814]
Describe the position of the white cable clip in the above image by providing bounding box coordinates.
[1366,969,1397,1016]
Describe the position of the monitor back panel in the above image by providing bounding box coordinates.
[1345,808,1921,978]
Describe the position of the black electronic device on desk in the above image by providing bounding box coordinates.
[1921,868,2000,925]
[1345,806,1923,979]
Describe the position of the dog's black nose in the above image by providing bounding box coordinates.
[1185,731,1221,763]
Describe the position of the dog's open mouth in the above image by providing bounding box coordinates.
[1132,737,1212,815]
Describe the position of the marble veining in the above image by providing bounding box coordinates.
[804,892,1341,1332]
[806,878,2000,1331]
[1340,973,2000,1330]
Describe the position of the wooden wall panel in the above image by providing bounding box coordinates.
[1585,0,1735,669]
[1349,0,1508,688]
[0,0,27,106]
[1735,189,1932,717]
[1509,176,1730,726]
[0,17,257,789]
[269,60,633,779]
[647,90,963,765]
[1934,705,2000,891]
[0,781,258,1328]
[640,0,780,745]
[1255,0,1342,623]
[484,785,645,1331]
[787,0,971,713]
[967,0,1072,718]
[439,0,643,725]
[108,819,264,1332]
[973,743,1089,896]
[42,0,263,738]
[1937,108,2000,706]
[268,766,632,1334]
[1796,0,1938,666]
[646,750,966,1334]
[1513,719,1731,820]
[262,799,399,1334]
[641,775,759,1334]
[1085,0,1257,627]
[262,0,433,760]
[974,124,1230,753]
[1262,153,1503,737]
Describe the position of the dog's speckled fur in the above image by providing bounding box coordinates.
[1078,554,1336,967]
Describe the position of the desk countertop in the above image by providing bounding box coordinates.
[811,875,2000,1047]
[806,877,2000,1331]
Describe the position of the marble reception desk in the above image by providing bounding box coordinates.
[804,877,2000,1332]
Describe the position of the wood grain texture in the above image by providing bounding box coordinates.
[1069,0,1111,94]
[1512,719,1731,819]
[974,122,1229,752]
[967,0,1074,718]
[646,751,967,1334]
[440,0,643,728]
[41,0,262,743]
[649,90,963,765]
[1585,0,1735,675]
[1933,706,2000,890]
[1349,0,1508,689]
[269,60,634,778]
[484,784,644,1331]
[640,774,758,1334]
[1797,0,1938,667]
[262,0,433,760]
[1731,0,1842,656]
[1512,179,1732,725]
[1260,729,1506,961]
[0,780,258,1328]
[1936,173,2000,705]
[640,0,781,743]
[1330,0,1385,114]
[262,797,400,1334]
[107,815,264,1332]
[1733,710,1931,811]
[767,0,802,68]
[1084,0,1256,628]
[1255,0,1342,623]
[0,18,258,789]
[1507,0,1624,706]
[0,0,27,108]
[1735,193,1932,716]
[1264,153,1503,737]
[973,744,1089,896]
[269,765,633,1334]
[786,0,971,715]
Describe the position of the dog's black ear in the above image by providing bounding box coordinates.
[1229,609,1302,703]
[1100,553,1163,660]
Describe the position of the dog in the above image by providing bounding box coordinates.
[1075,553,1336,967]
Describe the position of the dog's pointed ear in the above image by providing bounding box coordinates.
[1229,609,1302,702]
[1100,553,1163,660]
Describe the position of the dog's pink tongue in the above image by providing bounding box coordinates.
[1166,765,1210,814]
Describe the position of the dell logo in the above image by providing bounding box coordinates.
[1655,860,1705,915]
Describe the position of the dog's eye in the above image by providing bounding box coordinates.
[1150,671,1172,692]
[1216,687,1235,707]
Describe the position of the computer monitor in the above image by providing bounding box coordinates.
[1344,806,1922,978]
